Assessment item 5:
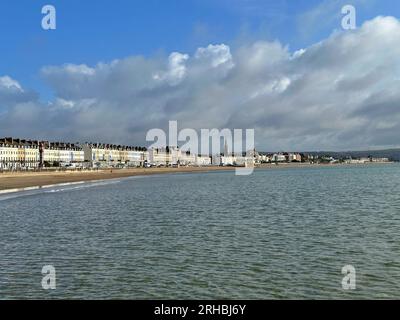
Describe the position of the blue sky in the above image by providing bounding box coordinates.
[1,0,399,98]
[2,1,400,150]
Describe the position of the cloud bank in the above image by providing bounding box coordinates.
[1,16,400,151]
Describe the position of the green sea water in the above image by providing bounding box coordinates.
[1,164,400,299]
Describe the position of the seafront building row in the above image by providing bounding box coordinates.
[0,138,216,169]
[0,138,149,169]
[0,137,390,170]
[0,137,298,170]
[0,138,84,169]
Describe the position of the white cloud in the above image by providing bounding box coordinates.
[291,48,306,59]
[154,52,189,85]
[0,76,23,92]
[0,75,36,111]
[2,16,400,151]
[63,64,96,76]
[195,44,234,68]
[250,77,291,99]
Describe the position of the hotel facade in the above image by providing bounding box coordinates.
[0,138,40,170]
[147,147,212,167]
[0,138,86,169]
[82,143,147,168]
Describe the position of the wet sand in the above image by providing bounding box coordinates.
[0,162,393,192]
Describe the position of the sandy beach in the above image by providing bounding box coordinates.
[0,162,394,192]
[0,166,238,192]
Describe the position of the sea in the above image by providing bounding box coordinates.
[1,164,400,299]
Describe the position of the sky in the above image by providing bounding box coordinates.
[1,0,400,151]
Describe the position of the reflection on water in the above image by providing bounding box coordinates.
[1,164,400,299]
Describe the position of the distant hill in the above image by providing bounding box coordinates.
[258,149,400,161]
[306,149,400,161]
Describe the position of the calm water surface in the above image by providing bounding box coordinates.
[1,164,400,299]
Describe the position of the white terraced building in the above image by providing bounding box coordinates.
[148,147,207,166]
[272,154,287,162]
[1,138,148,169]
[212,154,256,166]
[0,141,19,170]
[0,138,87,169]
[127,149,146,166]
[179,150,196,165]
[82,143,146,168]
[195,155,211,166]
[43,148,60,164]
[147,147,172,166]
[0,138,40,170]
[41,142,84,167]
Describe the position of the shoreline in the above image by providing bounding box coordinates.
[0,162,395,193]
[0,166,236,193]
